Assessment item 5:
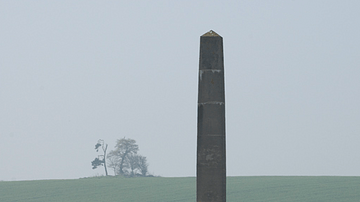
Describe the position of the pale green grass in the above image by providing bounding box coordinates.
[227,176,360,202]
[0,176,359,202]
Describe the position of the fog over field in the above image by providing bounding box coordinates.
[1,1,360,181]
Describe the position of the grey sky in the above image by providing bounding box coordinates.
[1,1,360,181]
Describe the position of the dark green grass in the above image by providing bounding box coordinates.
[1,176,359,202]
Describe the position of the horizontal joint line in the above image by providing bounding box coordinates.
[199,69,222,71]
[198,102,225,105]
[199,134,224,136]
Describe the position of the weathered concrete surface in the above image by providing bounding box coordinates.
[197,30,226,202]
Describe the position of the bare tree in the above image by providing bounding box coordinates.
[108,137,139,175]
[105,137,150,177]
[107,151,120,175]
[137,155,149,176]
[127,154,139,177]
[91,139,108,176]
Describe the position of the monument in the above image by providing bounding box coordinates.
[197,30,226,202]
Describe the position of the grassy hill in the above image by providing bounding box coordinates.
[1,176,359,202]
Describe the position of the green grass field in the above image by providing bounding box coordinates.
[1,176,359,202]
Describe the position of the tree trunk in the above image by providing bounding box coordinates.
[119,153,126,174]
[103,144,108,176]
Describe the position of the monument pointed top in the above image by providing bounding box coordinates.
[202,30,221,37]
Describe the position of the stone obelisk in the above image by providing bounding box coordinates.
[197,30,226,202]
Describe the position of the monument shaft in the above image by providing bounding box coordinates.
[197,30,226,202]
